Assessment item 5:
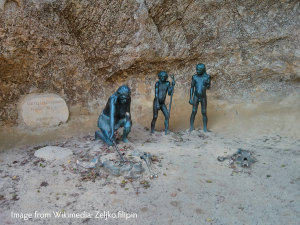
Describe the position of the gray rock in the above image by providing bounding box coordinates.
[76,155,102,169]
[102,161,145,179]
[34,146,73,161]
[131,150,144,157]
[20,94,69,128]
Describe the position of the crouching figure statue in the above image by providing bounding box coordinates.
[95,85,132,146]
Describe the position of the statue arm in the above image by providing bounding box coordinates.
[167,82,172,95]
[168,76,175,95]
[206,75,211,90]
[126,97,131,115]
[190,76,195,101]
[109,98,116,140]
[155,82,159,107]
[126,98,132,126]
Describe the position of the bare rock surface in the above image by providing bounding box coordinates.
[34,146,73,161]
[0,0,299,127]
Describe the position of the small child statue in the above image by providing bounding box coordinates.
[189,64,211,133]
[151,71,175,135]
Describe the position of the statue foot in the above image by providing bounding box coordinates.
[203,128,211,133]
[122,137,130,143]
[151,130,155,134]
[106,139,114,146]
[203,127,211,133]
[165,129,171,135]
[95,130,101,141]
[189,127,194,132]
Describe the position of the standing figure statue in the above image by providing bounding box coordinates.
[189,64,211,133]
[151,71,175,135]
[95,85,132,146]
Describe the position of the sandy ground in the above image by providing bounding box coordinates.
[0,125,299,225]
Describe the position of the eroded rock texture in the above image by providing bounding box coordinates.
[0,0,299,125]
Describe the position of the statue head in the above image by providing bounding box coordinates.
[117,85,131,104]
[196,64,206,75]
[158,71,168,82]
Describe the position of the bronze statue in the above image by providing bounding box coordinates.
[95,85,132,146]
[189,64,211,132]
[151,71,175,135]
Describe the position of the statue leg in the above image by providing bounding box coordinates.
[161,104,170,135]
[201,98,208,133]
[190,97,199,132]
[99,128,113,146]
[151,99,158,133]
[118,118,131,143]
[122,130,130,143]
[95,130,102,141]
[95,112,114,146]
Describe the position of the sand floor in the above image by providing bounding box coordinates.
[0,125,299,224]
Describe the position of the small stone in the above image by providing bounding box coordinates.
[34,146,73,161]
[40,182,49,187]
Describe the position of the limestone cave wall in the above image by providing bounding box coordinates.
[0,0,299,131]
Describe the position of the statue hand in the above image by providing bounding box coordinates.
[156,103,160,110]
[109,132,115,142]
[189,100,194,105]
[204,81,210,88]
[172,79,176,86]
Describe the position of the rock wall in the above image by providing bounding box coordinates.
[0,0,299,129]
